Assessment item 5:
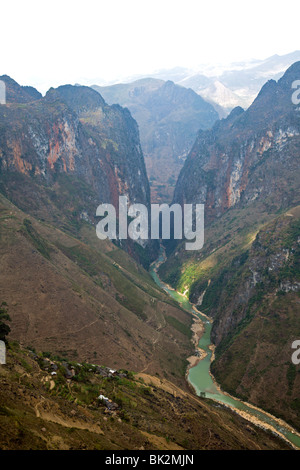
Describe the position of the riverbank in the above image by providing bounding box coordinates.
[190,306,300,449]
[212,377,300,443]
[186,314,207,376]
[150,253,300,450]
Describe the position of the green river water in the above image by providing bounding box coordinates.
[150,253,300,449]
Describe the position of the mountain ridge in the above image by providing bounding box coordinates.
[158,61,300,429]
[92,79,218,202]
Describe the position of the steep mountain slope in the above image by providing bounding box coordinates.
[173,62,300,221]
[163,61,300,310]
[0,77,150,211]
[0,76,195,382]
[0,342,290,450]
[210,207,300,430]
[93,79,218,202]
[158,62,300,429]
[0,76,157,266]
[0,188,193,385]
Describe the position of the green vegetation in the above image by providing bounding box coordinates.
[0,341,290,450]
[165,316,192,338]
[210,209,300,430]
[20,219,51,260]
[161,265,182,289]
[200,250,249,315]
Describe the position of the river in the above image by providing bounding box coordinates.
[150,250,300,449]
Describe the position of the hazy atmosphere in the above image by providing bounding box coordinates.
[1,0,299,92]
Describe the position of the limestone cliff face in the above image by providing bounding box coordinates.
[0,77,156,265]
[0,78,150,211]
[170,62,300,350]
[173,62,300,221]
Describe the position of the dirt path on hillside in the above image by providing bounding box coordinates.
[34,398,104,435]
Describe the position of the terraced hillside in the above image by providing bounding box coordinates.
[0,342,290,450]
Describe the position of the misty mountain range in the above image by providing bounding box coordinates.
[121,50,300,116]
[89,51,300,203]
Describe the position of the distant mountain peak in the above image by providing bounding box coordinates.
[0,75,42,103]
[45,84,106,113]
[92,78,218,203]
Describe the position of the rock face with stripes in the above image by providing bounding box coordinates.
[0,76,157,265]
[0,77,150,212]
[173,62,300,223]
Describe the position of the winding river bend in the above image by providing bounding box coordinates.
[150,251,300,449]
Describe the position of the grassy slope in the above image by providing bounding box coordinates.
[210,207,300,430]
[0,342,290,450]
[159,204,300,430]
[158,200,272,297]
[0,190,193,385]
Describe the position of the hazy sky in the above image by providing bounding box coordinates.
[1,0,299,93]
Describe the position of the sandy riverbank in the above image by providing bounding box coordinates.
[205,343,300,448]
[185,296,300,449]
[186,314,207,375]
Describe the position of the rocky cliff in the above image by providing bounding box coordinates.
[173,62,300,221]
[0,76,155,265]
[0,77,193,380]
[0,77,150,210]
